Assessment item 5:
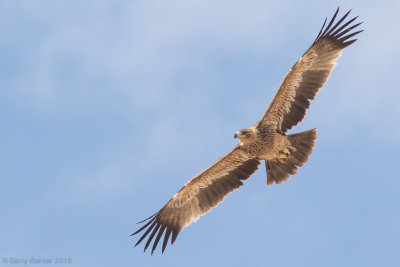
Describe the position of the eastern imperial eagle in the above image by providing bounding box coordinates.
[132,8,362,254]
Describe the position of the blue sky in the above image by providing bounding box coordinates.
[1,1,400,266]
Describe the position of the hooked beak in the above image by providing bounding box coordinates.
[234,133,238,139]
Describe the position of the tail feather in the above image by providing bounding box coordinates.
[266,129,317,186]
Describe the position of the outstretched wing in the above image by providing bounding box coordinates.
[258,8,362,132]
[131,147,260,254]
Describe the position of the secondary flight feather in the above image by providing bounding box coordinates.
[132,8,362,254]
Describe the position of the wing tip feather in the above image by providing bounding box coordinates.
[314,7,362,48]
[132,210,184,255]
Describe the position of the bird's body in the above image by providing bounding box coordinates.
[237,126,285,157]
[132,8,362,254]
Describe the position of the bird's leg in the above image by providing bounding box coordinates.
[277,146,295,163]
[282,147,291,155]
[279,147,291,158]
[277,149,289,163]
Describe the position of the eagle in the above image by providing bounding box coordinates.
[132,8,362,254]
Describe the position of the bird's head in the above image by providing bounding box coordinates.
[234,128,257,144]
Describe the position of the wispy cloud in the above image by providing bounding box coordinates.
[2,1,400,266]
[6,1,398,200]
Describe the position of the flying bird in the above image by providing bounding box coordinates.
[132,8,362,254]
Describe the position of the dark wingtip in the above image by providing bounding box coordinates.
[151,225,167,255]
[326,9,352,36]
[162,228,172,254]
[144,223,161,252]
[132,210,183,254]
[171,230,179,245]
[314,17,327,42]
[314,7,362,48]
[340,29,364,42]
[136,212,157,224]
[343,39,357,48]
[134,219,158,248]
[131,216,157,236]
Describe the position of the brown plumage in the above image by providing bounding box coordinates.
[132,8,362,254]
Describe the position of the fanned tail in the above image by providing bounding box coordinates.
[266,129,317,185]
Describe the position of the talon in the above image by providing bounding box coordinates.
[278,153,288,159]
[282,147,290,155]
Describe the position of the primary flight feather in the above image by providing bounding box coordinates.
[132,8,362,254]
